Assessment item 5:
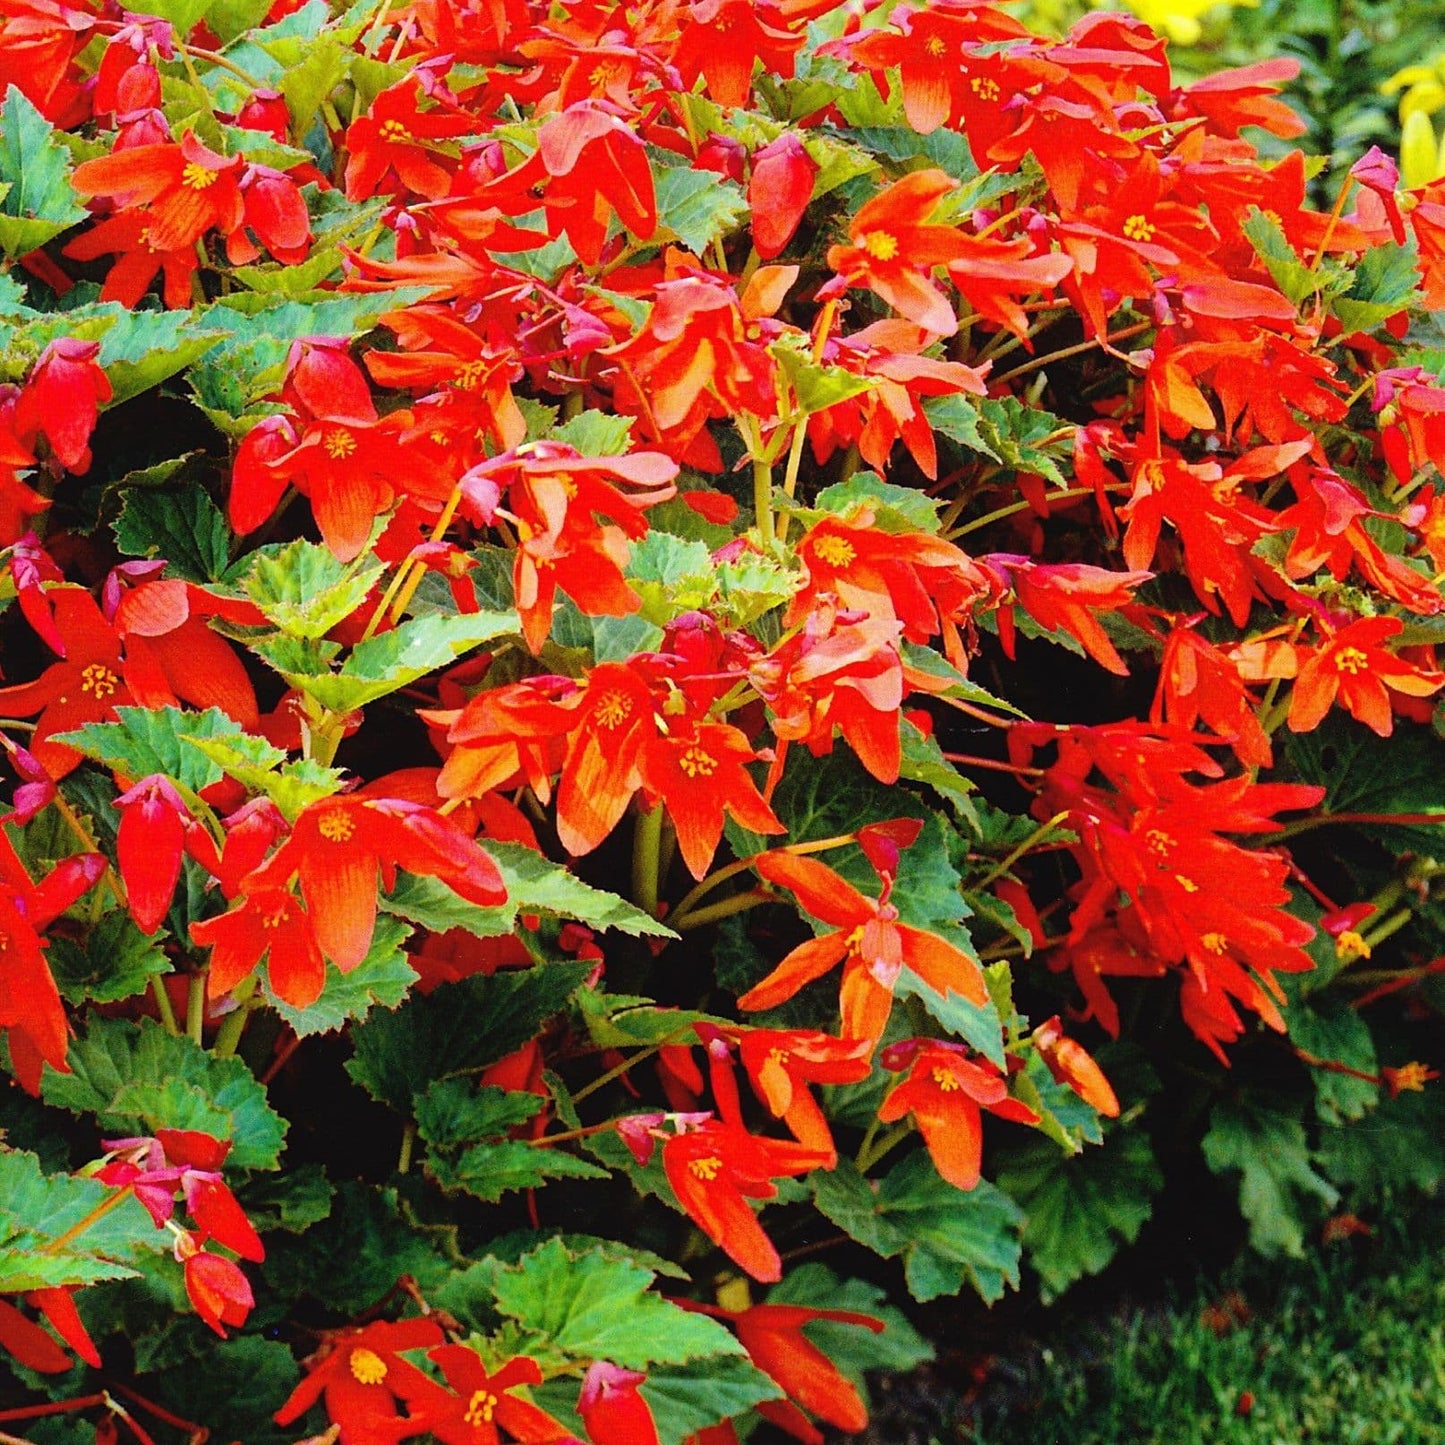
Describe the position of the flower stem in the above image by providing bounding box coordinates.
[211,977,258,1058]
[186,972,207,1046]
[974,810,1072,890]
[672,889,772,932]
[397,1120,416,1175]
[632,802,664,916]
[149,976,179,1036]
[856,1118,913,1173]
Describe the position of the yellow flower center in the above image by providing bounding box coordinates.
[380,118,411,143]
[931,1067,960,1092]
[860,230,899,262]
[594,691,632,729]
[926,34,947,56]
[456,360,487,390]
[1123,213,1155,242]
[181,161,217,190]
[1144,828,1175,860]
[813,535,856,567]
[677,746,717,779]
[768,1047,790,1068]
[349,1347,387,1385]
[688,1155,723,1181]
[1334,646,1370,675]
[324,427,357,460]
[1335,929,1371,962]
[80,663,121,699]
[1390,1061,1431,1092]
[317,809,355,843]
[970,75,1001,102]
[464,1389,498,1426]
[1200,931,1228,954]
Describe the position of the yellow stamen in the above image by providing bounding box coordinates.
[677,746,717,779]
[349,1348,387,1385]
[860,230,899,262]
[688,1155,723,1181]
[317,809,355,843]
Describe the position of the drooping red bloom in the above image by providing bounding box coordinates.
[876,1039,1039,1191]
[177,1236,255,1338]
[11,338,112,474]
[344,76,476,201]
[0,832,103,1092]
[738,849,987,1050]
[191,886,327,1007]
[273,1318,447,1444]
[1286,616,1445,737]
[412,1346,576,1444]
[1032,1016,1120,1117]
[826,170,974,335]
[680,1297,885,1439]
[114,773,190,935]
[661,1119,827,1282]
[670,0,807,108]
[748,133,817,259]
[237,796,506,972]
[577,1361,660,1445]
[1153,626,1272,770]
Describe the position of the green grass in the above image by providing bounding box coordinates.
[965,1213,1445,1445]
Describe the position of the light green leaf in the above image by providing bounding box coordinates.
[261,915,418,1037]
[652,165,747,254]
[551,411,635,455]
[640,1357,783,1445]
[97,308,229,405]
[0,86,87,255]
[774,340,876,415]
[242,539,386,640]
[812,470,944,531]
[490,1238,744,1368]
[42,1017,287,1170]
[185,733,344,818]
[53,705,235,793]
[0,1147,151,1291]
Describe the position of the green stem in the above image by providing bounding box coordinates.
[149,977,179,1036]
[974,811,1072,890]
[948,486,1097,540]
[42,1186,134,1255]
[752,452,776,549]
[186,972,207,1046]
[672,889,772,932]
[631,802,664,916]
[211,977,258,1058]
[397,1120,416,1175]
[571,1026,696,1105]
[856,1119,913,1174]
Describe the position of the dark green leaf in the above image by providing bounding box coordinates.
[113,481,233,582]
[414,1080,544,1148]
[1286,996,1379,1124]
[1202,1097,1338,1257]
[427,1140,609,1201]
[997,1127,1162,1301]
[640,1357,783,1445]
[346,964,593,1112]
[47,910,169,1005]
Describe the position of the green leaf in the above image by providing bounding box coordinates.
[262,915,418,1037]
[811,1155,1024,1303]
[997,1127,1162,1301]
[0,1146,151,1291]
[974,396,1070,486]
[490,1238,744,1369]
[47,910,169,1006]
[1334,237,1420,334]
[238,1163,334,1235]
[1202,1097,1339,1257]
[113,482,233,582]
[551,410,635,455]
[427,1140,610,1201]
[380,871,512,938]
[897,721,978,825]
[573,991,708,1049]
[271,610,518,712]
[1285,994,1379,1124]
[774,340,876,415]
[765,1262,933,1384]
[891,967,1003,1067]
[491,840,677,937]
[1244,208,1346,309]
[0,86,87,256]
[415,1081,544,1148]
[184,733,344,818]
[652,165,748,254]
[346,964,594,1112]
[126,0,215,36]
[242,539,386,639]
[1316,1081,1445,1197]
[924,392,994,457]
[260,1182,450,1314]
[1283,713,1445,855]
[53,705,237,793]
[640,1357,783,1445]
[96,308,229,405]
[812,470,943,532]
[627,531,717,621]
[42,1017,287,1170]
